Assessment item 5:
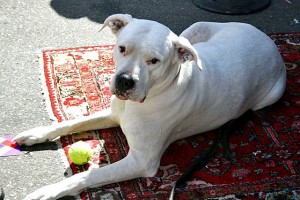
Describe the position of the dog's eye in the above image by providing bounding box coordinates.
[147,58,160,65]
[151,58,160,64]
[119,46,126,54]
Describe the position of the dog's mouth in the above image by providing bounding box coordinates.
[111,83,147,103]
[139,96,146,103]
[115,94,129,101]
[115,94,146,103]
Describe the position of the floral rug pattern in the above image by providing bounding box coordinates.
[40,34,300,200]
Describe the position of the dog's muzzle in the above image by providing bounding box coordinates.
[114,73,135,100]
[112,72,146,103]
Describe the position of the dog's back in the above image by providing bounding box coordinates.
[175,22,286,137]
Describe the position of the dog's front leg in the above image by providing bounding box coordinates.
[23,151,157,200]
[14,108,118,146]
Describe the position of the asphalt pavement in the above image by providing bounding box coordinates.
[0,1,299,199]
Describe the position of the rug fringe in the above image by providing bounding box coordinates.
[38,49,59,122]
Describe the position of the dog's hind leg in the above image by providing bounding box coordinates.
[180,22,220,45]
[252,70,286,111]
[13,108,118,146]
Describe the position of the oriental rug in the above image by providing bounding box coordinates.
[40,33,300,200]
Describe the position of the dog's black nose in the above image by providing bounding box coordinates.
[115,73,135,93]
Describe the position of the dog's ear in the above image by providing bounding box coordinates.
[100,14,133,35]
[174,36,202,70]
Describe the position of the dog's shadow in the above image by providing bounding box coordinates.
[49,0,211,34]
[20,141,59,152]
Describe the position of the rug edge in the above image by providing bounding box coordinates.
[39,50,59,122]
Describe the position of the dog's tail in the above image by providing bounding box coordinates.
[169,110,253,200]
[169,126,222,200]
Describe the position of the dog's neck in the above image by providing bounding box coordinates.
[146,61,194,101]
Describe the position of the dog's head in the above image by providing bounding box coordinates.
[101,14,201,103]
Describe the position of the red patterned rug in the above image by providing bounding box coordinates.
[41,33,300,200]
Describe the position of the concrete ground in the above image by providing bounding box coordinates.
[0,0,299,199]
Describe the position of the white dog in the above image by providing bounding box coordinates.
[14,14,286,200]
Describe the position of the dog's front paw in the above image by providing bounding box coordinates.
[13,126,55,146]
[23,180,80,200]
[23,184,62,200]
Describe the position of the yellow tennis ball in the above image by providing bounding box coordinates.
[68,141,93,165]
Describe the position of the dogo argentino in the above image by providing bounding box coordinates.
[14,14,286,200]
